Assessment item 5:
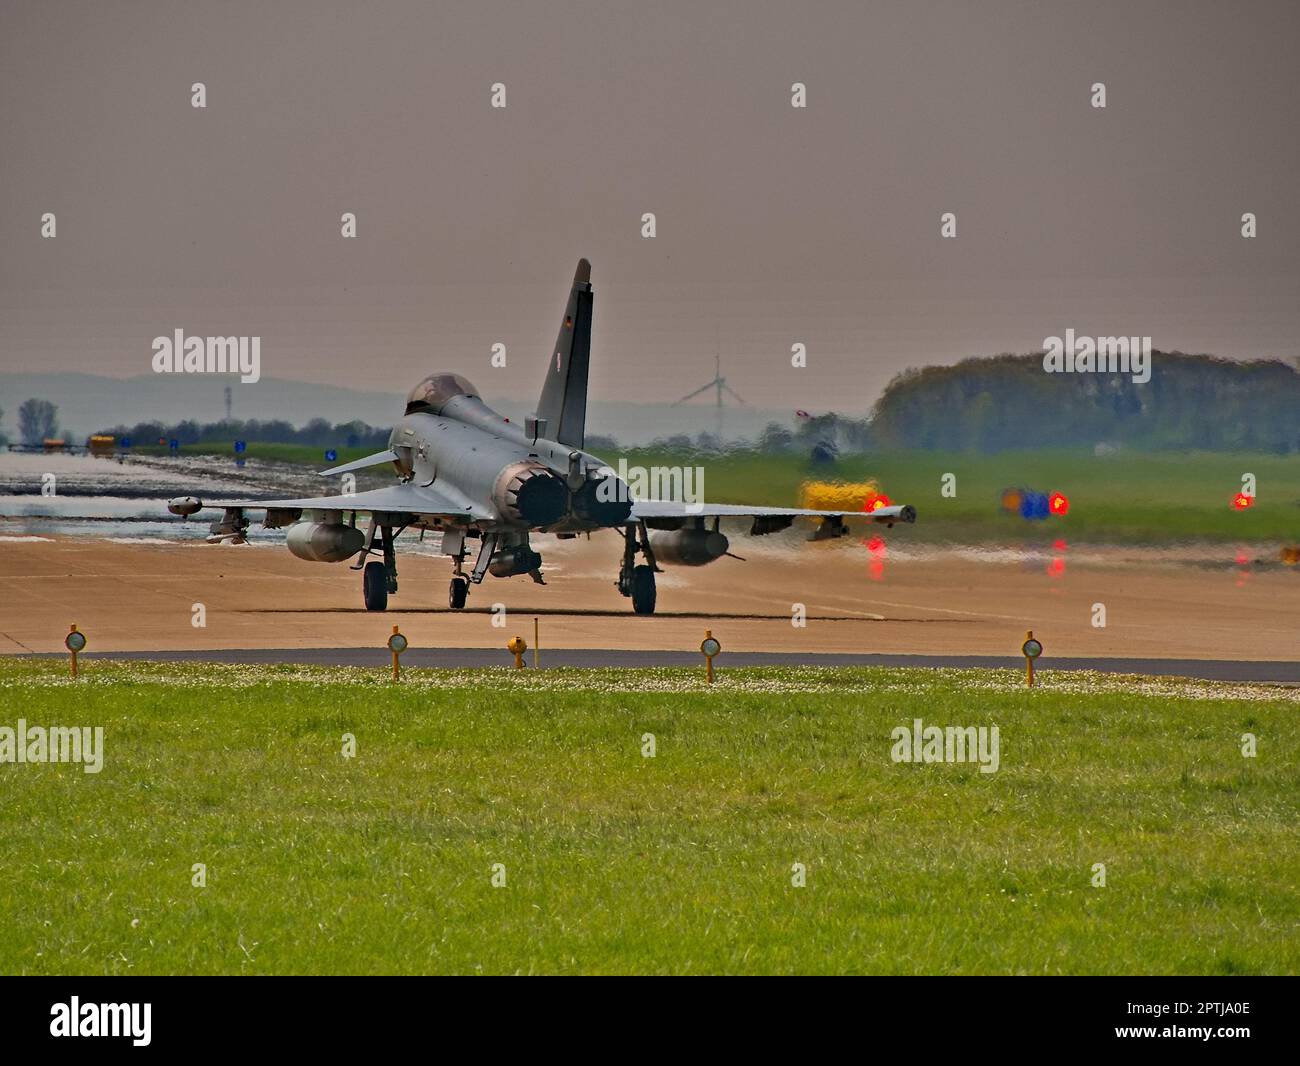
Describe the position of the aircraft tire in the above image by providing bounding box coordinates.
[449,576,469,610]
[363,561,388,611]
[631,565,656,615]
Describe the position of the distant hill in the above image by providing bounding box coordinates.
[0,372,794,447]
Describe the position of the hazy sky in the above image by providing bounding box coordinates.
[2,0,1298,417]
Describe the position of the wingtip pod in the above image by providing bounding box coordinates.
[866,503,917,525]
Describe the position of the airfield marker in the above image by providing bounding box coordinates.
[387,625,408,681]
[65,624,86,678]
[700,630,721,684]
[1022,630,1043,687]
[508,635,527,669]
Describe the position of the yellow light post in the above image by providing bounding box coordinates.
[65,624,87,678]
[508,635,527,669]
[700,630,721,684]
[387,625,408,681]
[1021,630,1043,688]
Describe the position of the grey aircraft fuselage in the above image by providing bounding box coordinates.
[167,258,915,614]
[387,396,623,534]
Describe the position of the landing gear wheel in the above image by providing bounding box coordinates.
[363,560,388,611]
[631,564,656,615]
[449,576,469,610]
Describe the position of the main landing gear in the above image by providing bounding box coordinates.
[363,560,388,611]
[357,521,399,611]
[617,522,661,615]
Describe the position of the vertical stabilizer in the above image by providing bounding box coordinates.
[535,258,593,448]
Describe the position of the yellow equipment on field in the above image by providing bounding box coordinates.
[799,480,880,512]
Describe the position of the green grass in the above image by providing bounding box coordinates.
[131,441,380,466]
[1,659,1295,975]
[614,447,1300,544]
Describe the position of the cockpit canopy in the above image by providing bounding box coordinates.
[404,373,479,415]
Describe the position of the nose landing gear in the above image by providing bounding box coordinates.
[447,533,471,610]
[449,575,469,609]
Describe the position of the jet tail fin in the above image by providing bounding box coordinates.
[535,258,593,448]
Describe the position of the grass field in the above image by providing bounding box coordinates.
[140,442,1300,543]
[616,447,1300,544]
[1,659,1295,975]
[131,441,381,467]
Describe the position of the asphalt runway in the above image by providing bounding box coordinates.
[42,646,1300,682]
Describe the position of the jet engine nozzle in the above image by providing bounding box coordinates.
[570,472,632,526]
[493,461,569,527]
[285,521,366,563]
[648,527,729,566]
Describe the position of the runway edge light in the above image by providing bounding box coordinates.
[1021,630,1043,688]
[387,625,408,681]
[700,630,722,684]
[508,635,527,669]
[65,624,87,678]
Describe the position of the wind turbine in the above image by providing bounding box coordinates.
[672,351,745,410]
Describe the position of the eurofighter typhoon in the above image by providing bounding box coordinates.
[168,260,916,614]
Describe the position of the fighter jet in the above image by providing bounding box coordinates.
[168,259,915,614]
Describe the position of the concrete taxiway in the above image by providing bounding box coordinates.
[1,535,1296,676]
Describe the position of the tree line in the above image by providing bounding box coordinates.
[867,352,1300,453]
[7,351,1296,455]
[97,416,392,449]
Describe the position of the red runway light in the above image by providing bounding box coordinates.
[1049,492,1070,516]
